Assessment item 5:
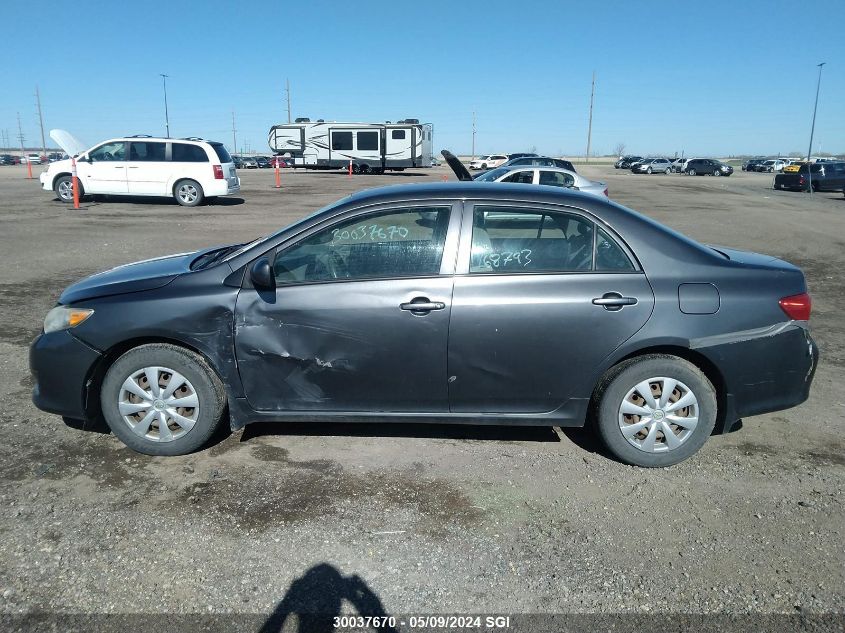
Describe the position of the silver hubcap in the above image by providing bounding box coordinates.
[178,184,198,203]
[58,180,73,200]
[618,377,699,453]
[118,366,199,442]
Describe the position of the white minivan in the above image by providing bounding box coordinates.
[41,130,240,207]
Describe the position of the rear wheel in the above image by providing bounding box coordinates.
[593,355,717,467]
[174,179,204,207]
[665,168,671,174]
[100,344,226,456]
[688,169,697,176]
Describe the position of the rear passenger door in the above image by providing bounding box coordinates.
[126,141,168,195]
[447,204,654,415]
[170,142,210,191]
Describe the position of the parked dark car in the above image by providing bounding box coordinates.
[507,153,538,160]
[743,159,765,172]
[619,156,643,169]
[684,159,733,176]
[774,162,845,192]
[0,154,17,165]
[500,156,577,173]
[232,155,244,169]
[254,156,271,168]
[31,155,818,467]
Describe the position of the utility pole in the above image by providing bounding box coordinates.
[285,78,292,124]
[585,71,595,162]
[806,62,825,194]
[16,112,25,154]
[159,73,171,138]
[231,111,237,155]
[35,85,47,160]
[471,111,476,160]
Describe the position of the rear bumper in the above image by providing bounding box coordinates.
[696,323,818,424]
[30,330,102,419]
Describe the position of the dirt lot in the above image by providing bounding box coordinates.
[0,163,843,628]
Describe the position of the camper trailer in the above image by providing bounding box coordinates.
[267,118,433,173]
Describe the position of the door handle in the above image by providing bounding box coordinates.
[592,292,638,311]
[400,298,446,313]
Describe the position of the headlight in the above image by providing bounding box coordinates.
[43,306,94,334]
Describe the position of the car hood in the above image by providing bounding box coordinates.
[441,149,473,181]
[49,129,88,157]
[59,251,200,304]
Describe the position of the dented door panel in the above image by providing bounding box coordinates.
[234,277,453,412]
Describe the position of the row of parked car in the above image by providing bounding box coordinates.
[0,152,66,165]
[615,156,734,177]
[232,155,293,169]
[468,153,577,172]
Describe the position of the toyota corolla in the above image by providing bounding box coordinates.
[30,179,818,466]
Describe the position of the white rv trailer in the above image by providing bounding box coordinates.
[267,118,433,173]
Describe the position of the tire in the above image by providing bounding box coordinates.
[481,163,488,169]
[359,164,370,174]
[665,168,672,175]
[646,167,652,174]
[688,169,697,176]
[713,170,720,177]
[174,179,204,207]
[351,164,360,175]
[54,175,82,203]
[592,354,717,467]
[100,343,226,456]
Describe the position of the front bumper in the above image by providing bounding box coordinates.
[696,324,818,424]
[39,171,50,190]
[30,330,102,419]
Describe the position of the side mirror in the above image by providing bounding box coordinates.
[250,257,275,290]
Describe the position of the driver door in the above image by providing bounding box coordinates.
[81,141,128,194]
[234,204,459,412]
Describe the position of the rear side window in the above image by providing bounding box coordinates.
[129,141,166,161]
[538,171,574,187]
[502,171,534,184]
[357,131,379,151]
[211,143,232,163]
[596,227,635,271]
[273,207,451,284]
[172,143,209,162]
[470,207,594,273]
[391,130,406,140]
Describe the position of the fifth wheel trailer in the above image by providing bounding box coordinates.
[267,119,433,173]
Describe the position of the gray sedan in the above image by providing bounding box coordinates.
[473,165,608,198]
[633,158,673,174]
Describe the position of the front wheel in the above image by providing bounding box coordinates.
[688,169,697,176]
[665,168,672,175]
[174,179,204,207]
[54,175,82,203]
[592,355,717,467]
[646,167,652,174]
[100,344,226,456]
[713,169,721,177]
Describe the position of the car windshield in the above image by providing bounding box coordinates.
[474,167,510,182]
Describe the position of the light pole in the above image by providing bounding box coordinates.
[160,73,171,138]
[805,62,825,194]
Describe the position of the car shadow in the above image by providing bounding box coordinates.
[304,171,430,178]
[241,421,561,443]
[258,563,398,633]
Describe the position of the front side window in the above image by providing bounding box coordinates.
[538,171,575,187]
[331,131,353,151]
[501,170,534,184]
[470,207,594,273]
[357,131,379,151]
[172,143,209,162]
[129,141,166,161]
[273,206,451,284]
[89,142,126,162]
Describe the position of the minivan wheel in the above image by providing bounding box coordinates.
[100,344,226,456]
[592,355,717,467]
[713,169,721,177]
[54,175,81,203]
[688,169,697,176]
[174,179,204,207]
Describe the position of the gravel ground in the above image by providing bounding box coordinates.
[0,164,842,630]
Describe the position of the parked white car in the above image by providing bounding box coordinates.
[23,153,45,164]
[41,130,240,207]
[469,154,508,170]
[474,166,608,198]
[760,159,787,173]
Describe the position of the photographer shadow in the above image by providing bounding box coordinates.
[259,563,398,633]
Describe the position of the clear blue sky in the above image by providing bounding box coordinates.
[3,0,843,157]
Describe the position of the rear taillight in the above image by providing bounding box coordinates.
[213,164,224,179]
[603,188,609,197]
[799,175,805,185]
[779,292,812,321]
